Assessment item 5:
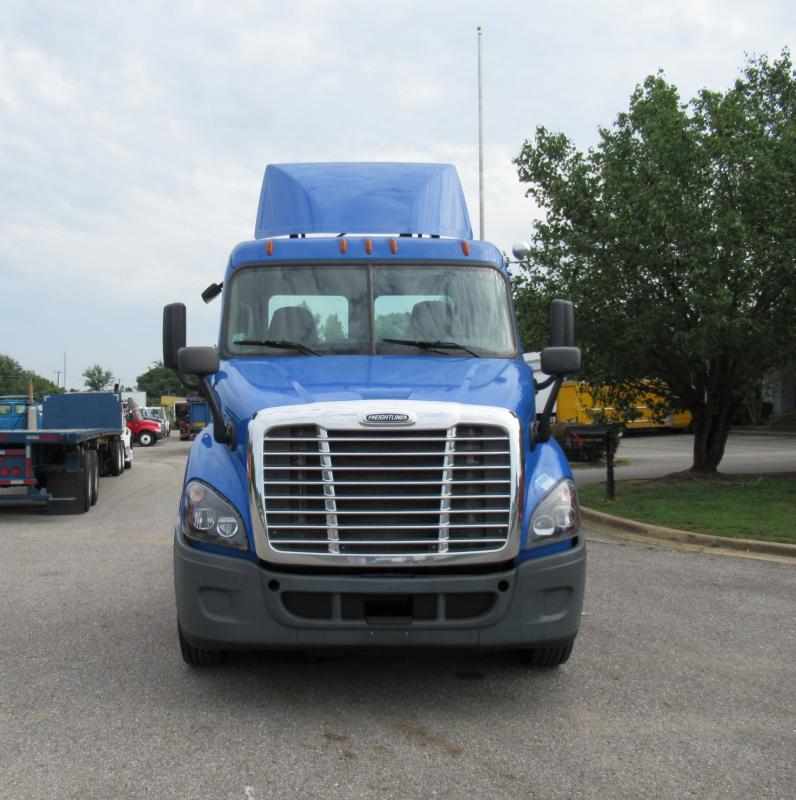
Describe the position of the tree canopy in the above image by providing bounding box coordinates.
[82,364,115,391]
[136,361,185,403]
[513,51,796,473]
[0,353,61,397]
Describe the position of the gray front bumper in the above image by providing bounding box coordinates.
[175,529,586,652]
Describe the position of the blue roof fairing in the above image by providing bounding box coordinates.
[254,162,473,240]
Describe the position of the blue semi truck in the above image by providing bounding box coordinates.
[0,391,131,512]
[164,163,585,666]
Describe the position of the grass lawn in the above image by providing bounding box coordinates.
[578,473,796,545]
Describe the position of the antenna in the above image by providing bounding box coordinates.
[477,26,485,241]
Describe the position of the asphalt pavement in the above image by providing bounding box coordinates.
[0,436,794,799]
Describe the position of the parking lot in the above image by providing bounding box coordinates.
[1,436,794,799]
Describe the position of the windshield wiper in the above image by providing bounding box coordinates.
[234,339,321,355]
[381,338,481,357]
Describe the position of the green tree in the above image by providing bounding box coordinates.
[513,51,796,473]
[82,363,114,391]
[322,312,345,342]
[375,311,411,339]
[0,353,61,396]
[136,361,185,404]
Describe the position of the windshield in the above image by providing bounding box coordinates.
[224,263,516,357]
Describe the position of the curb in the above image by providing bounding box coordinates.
[729,428,796,437]
[581,507,796,560]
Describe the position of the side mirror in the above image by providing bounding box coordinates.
[550,299,575,347]
[163,304,187,369]
[178,346,220,377]
[541,346,581,376]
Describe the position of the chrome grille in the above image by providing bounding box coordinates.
[261,424,512,557]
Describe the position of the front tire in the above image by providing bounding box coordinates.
[138,430,155,447]
[519,639,574,668]
[178,624,223,667]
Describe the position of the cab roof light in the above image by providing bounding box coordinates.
[340,238,347,254]
[266,239,274,256]
[461,240,471,256]
[389,239,398,254]
[365,239,373,255]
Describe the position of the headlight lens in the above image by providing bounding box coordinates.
[182,480,247,550]
[529,479,579,542]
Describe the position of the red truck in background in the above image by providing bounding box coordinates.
[124,402,162,447]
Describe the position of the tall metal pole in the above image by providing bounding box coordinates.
[477,26,485,241]
[63,351,67,391]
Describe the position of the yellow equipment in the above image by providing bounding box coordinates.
[556,382,692,431]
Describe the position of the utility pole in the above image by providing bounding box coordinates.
[63,352,67,391]
[54,370,62,388]
[477,25,485,241]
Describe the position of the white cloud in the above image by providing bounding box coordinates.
[0,0,792,381]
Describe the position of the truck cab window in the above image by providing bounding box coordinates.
[223,262,516,357]
[267,295,349,344]
[374,294,450,339]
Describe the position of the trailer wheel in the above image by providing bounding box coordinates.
[178,623,223,667]
[108,441,123,476]
[89,451,99,506]
[138,430,156,447]
[518,639,574,668]
[82,452,92,510]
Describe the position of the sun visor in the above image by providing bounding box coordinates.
[254,162,473,240]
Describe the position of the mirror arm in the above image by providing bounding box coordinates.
[196,376,236,449]
[174,367,200,393]
[534,376,564,444]
[534,375,557,391]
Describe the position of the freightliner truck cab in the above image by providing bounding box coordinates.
[164,163,585,667]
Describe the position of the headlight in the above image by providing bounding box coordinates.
[529,479,579,542]
[181,480,248,550]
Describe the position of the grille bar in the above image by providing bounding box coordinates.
[265,508,509,515]
[263,464,510,472]
[266,538,507,546]
[264,436,507,443]
[263,450,511,457]
[268,523,510,531]
[264,494,511,501]
[262,479,510,486]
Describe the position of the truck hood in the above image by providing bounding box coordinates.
[215,355,534,426]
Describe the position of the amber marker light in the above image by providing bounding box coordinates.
[365,239,373,254]
[340,238,347,254]
[389,239,398,254]
[461,240,471,256]
[266,240,274,256]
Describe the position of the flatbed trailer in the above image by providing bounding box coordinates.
[0,392,130,514]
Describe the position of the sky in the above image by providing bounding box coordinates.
[1,0,793,389]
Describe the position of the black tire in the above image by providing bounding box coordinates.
[89,451,99,506]
[178,624,223,667]
[138,430,155,447]
[519,640,574,668]
[81,451,92,511]
[109,440,122,476]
